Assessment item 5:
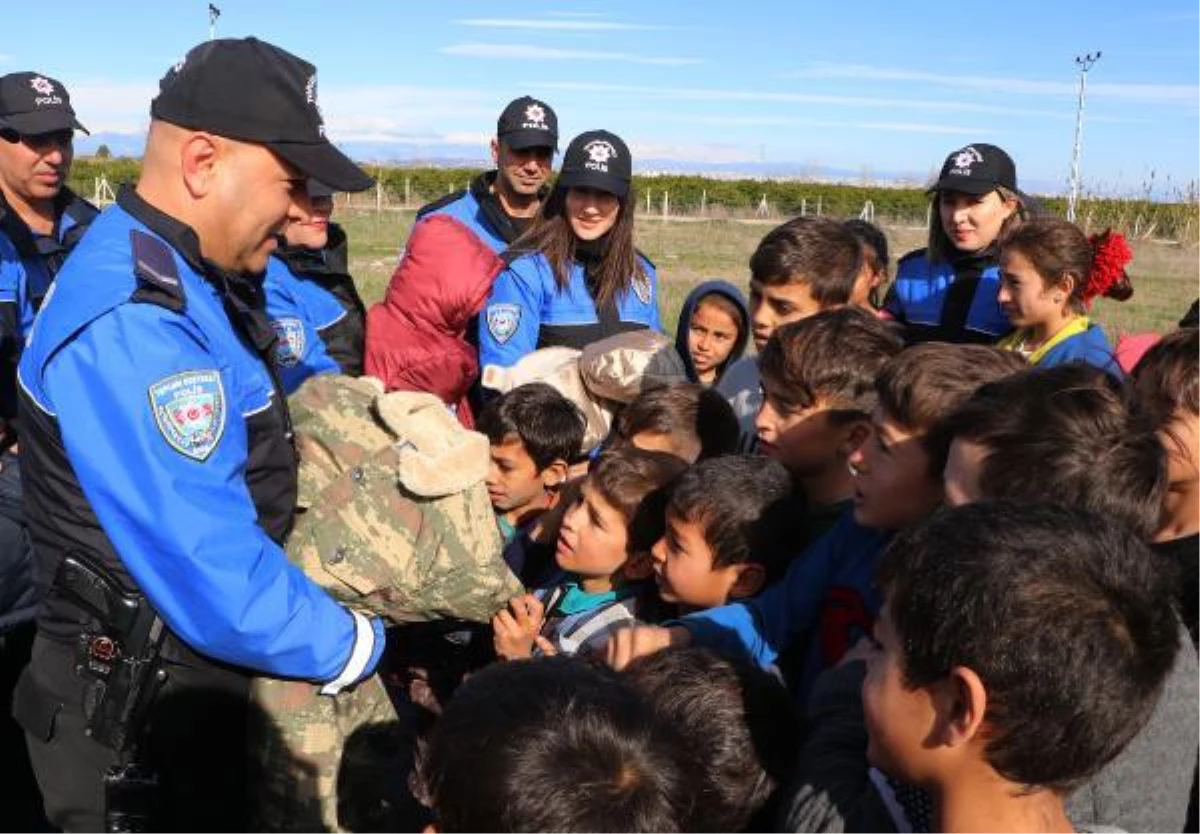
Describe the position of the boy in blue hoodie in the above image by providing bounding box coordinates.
[675,281,749,387]
[607,344,1025,703]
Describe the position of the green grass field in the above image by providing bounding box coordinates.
[338,208,1199,338]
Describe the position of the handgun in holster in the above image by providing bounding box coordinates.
[52,552,169,832]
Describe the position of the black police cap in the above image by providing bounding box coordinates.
[497,96,558,151]
[930,143,1022,198]
[150,38,373,193]
[0,71,88,137]
[557,129,632,198]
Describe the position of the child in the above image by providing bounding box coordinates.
[864,502,1178,833]
[651,456,800,611]
[613,382,739,463]
[493,447,686,659]
[755,308,902,532]
[716,216,865,449]
[996,218,1132,376]
[476,383,584,540]
[935,361,1199,833]
[843,218,890,313]
[607,343,1025,703]
[1130,327,1200,647]
[419,656,695,832]
[623,647,799,832]
[674,281,750,387]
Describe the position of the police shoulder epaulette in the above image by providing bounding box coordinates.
[414,189,468,221]
[897,247,928,265]
[129,229,186,313]
[635,248,657,270]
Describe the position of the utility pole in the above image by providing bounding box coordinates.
[208,3,221,41]
[1067,51,1101,222]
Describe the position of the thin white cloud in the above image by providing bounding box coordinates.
[442,43,699,67]
[782,63,1199,106]
[538,80,1070,119]
[548,11,605,17]
[456,18,665,31]
[628,140,758,165]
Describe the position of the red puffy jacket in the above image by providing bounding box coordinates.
[364,215,503,427]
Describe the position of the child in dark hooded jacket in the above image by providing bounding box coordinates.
[674,280,749,387]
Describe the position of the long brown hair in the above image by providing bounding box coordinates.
[508,183,646,312]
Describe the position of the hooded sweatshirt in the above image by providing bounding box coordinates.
[674,280,750,386]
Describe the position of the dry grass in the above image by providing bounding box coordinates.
[339,209,1199,338]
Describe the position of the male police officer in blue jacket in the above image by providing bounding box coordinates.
[10,39,382,831]
[414,95,558,253]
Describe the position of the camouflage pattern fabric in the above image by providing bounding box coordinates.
[250,375,521,831]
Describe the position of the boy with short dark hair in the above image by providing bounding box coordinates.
[624,647,799,832]
[935,361,1199,834]
[651,455,800,611]
[477,383,585,579]
[614,382,739,463]
[863,502,1179,833]
[608,344,1025,703]
[717,217,866,449]
[755,307,902,532]
[419,656,695,832]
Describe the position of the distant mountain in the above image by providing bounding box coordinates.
[74,132,1067,196]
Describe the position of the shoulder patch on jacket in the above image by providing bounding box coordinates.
[129,229,186,313]
[897,247,929,265]
[415,190,468,221]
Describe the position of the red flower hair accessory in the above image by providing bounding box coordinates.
[1085,229,1133,306]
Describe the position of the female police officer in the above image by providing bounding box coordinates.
[479,129,660,387]
[884,143,1028,344]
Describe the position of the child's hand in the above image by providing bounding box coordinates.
[604,624,691,670]
[492,594,546,660]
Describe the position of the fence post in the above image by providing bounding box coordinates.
[801,198,807,217]
[646,190,652,214]
[405,177,411,208]
[817,195,822,216]
[662,191,669,221]
[700,189,707,217]
[375,178,382,214]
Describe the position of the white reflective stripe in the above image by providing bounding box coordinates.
[242,394,274,418]
[16,368,54,417]
[315,309,348,330]
[319,609,374,696]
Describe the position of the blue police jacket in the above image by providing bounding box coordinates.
[479,251,661,379]
[416,172,532,255]
[885,248,1013,344]
[17,187,382,691]
[0,190,98,427]
[263,253,345,395]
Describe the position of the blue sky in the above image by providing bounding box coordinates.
[3,1,1197,196]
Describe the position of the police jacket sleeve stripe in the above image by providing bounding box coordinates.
[38,305,376,682]
[318,609,381,695]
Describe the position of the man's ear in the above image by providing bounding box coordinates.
[540,459,569,492]
[934,666,988,749]
[179,132,220,199]
[837,419,871,459]
[623,551,655,581]
[490,137,501,167]
[728,562,766,599]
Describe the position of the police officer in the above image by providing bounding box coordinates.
[0,71,96,831]
[11,38,383,831]
[479,129,661,382]
[884,143,1028,344]
[415,95,558,253]
[264,179,367,394]
[0,71,97,613]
